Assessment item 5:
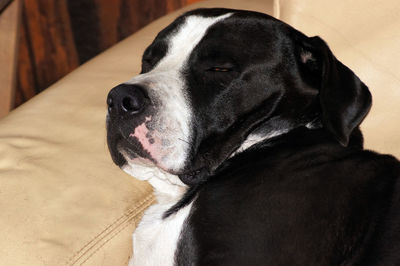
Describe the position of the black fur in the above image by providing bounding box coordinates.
[177,127,400,265]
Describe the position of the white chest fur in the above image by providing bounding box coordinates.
[123,163,192,266]
[129,200,193,266]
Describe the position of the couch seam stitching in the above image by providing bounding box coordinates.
[273,0,281,19]
[65,192,154,265]
[66,194,154,265]
[79,215,139,265]
[65,194,149,263]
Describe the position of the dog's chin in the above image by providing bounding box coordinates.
[117,148,186,186]
[123,148,209,186]
[115,142,209,186]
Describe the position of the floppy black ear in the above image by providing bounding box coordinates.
[299,36,372,146]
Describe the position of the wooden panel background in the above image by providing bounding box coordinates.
[0,0,22,118]
[15,0,201,108]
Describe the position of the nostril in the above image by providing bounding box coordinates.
[107,96,113,107]
[107,96,113,111]
[121,96,142,113]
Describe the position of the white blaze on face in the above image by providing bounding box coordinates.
[124,13,233,174]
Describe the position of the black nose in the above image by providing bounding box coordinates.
[107,84,147,115]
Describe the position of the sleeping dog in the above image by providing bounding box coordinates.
[106,8,400,266]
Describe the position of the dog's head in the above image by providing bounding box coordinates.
[106,8,371,186]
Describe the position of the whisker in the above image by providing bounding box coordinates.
[177,138,190,146]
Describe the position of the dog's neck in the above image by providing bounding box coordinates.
[122,162,187,204]
[233,115,322,156]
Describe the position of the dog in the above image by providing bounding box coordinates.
[106,8,400,266]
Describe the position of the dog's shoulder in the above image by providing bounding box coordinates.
[360,149,400,174]
[182,131,400,265]
[355,150,400,265]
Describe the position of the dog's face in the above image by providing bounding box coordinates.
[106,8,371,185]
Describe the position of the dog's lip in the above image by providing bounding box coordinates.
[178,167,209,185]
[116,132,157,162]
[118,143,175,172]
[118,144,138,159]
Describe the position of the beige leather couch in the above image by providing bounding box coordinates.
[1,0,399,265]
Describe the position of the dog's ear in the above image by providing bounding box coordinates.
[297,36,372,146]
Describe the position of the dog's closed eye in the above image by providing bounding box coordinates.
[208,66,233,72]
[204,60,236,72]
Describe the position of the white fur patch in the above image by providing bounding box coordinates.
[124,13,234,266]
[233,129,289,156]
[129,202,193,266]
[123,156,189,266]
[233,118,322,156]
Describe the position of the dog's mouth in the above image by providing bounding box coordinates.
[110,135,208,185]
[114,137,158,167]
[107,114,210,185]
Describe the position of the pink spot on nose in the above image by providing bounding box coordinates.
[129,116,159,159]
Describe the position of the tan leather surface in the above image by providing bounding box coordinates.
[277,0,400,157]
[0,0,274,265]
